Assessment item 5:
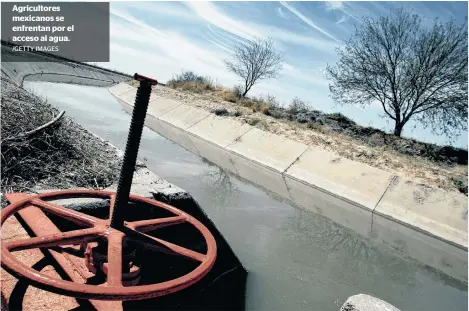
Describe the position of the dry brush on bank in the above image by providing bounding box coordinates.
[146,70,468,195]
[1,74,121,201]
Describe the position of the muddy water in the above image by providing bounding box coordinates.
[24,81,467,311]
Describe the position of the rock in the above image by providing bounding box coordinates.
[326,120,343,132]
[326,112,356,128]
[340,294,401,311]
[267,108,290,119]
[212,108,229,116]
[293,111,312,124]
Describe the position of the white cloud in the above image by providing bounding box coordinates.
[110,8,166,37]
[324,1,344,12]
[335,15,348,24]
[324,1,361,23]
[206,23,246,47]
[184,1,258,41]
[108,8,238,85]
[257,24,341,53]
[277,7,286,19]
[283,63,295,72]
[182,2,341,54]
[116,2,196,21]
[279,1,340,42]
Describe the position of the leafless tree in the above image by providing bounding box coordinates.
[326,7,468,138]
[225,37,283,97]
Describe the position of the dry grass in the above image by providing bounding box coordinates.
[165,71,281,115]
[245,117,270,129]
[129,80,139,88]
[166,71,218,94]
[220,89,239,103]
[1,75,121,196]
[147,77,468,195]
[168,80,216,94]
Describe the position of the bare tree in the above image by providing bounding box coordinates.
[326,8,468,138]
[225,37,283,97]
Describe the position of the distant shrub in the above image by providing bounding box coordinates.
[326,112,356,127]
[232,85,243,99]
[264,94,279,108]
[307,122,326,133]
[451,177,468,195]
[246,118,260,126]
[257,94,279,115]
[246,118,269,130]
[221,90,239,103]
[288,97,308,113]
[238,97,259,109]
[257,102,271,114]
[212,108,229,116]
[170,71,205,84]
[167,70,215,93]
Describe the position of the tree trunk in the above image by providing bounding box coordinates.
[394,122,404,136]
[242,82,253,97]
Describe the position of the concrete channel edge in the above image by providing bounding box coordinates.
[109,83,468,283]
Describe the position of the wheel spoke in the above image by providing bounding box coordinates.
[106,231,124,287]
[4,227,101,252]
[109,194,116,220]
[123,226,205,262]
[126,215,186,233]
[31,198,100,227]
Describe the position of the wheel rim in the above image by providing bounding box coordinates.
[1,190,217,301]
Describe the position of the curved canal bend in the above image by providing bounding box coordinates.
[24,81,467,311]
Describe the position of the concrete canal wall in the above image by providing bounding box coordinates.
[1,44,130,87]
[110,83,468,282]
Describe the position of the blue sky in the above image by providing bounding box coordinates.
[98,1,468,148]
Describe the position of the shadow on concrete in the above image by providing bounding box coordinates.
[44,194,248,310]
[7,257,94,311]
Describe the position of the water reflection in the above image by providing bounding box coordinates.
[200,157,236,208]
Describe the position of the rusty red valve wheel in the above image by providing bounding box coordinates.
[1,189,217,301]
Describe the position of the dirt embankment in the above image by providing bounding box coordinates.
[1,74,121,205]
[148,84,468,195]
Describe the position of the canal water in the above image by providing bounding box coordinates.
[24,81,467,311]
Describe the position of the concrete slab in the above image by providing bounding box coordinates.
[91,70,109,81]
[186,132,239,174]
[187,114,253,147]
[228,151,292,200]
[285,147,393,211]
[119,88,138,104]
[147,96,183,117]
[2,269,81,311]
[129,103,200,156]
[24,74,112,87]
[159,104,210,130]
[227,128,309,173]
[284,175,373,237]
[109,83,133,97]
[371,211,468,282]
[155,120,201,156]
[69,66,95,79]
[374,176,468,249]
